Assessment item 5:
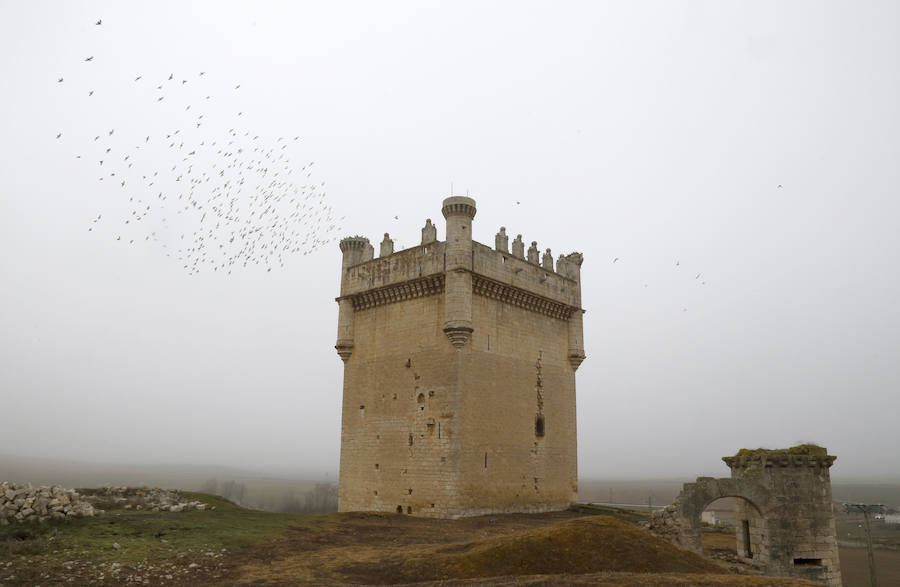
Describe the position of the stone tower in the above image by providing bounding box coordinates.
[724,447,841,586]
[335,196,586,518]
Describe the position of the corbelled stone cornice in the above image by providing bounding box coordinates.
[471,274,579,320]
[338,274,445,311]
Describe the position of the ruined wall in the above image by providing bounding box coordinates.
[650,446,841,587]
[336,197,584,518]
[726,447,841,586]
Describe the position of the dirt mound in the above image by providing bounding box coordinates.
[342,515,722,583]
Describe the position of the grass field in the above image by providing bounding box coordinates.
[0,493,827,586]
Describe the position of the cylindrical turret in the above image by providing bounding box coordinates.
[562,252,586,370]
[441,196,476,348]
[336,236,372,362]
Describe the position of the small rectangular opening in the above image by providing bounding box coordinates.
[741,520,752,558]
[484,452,488,468]
[793,558,823,566]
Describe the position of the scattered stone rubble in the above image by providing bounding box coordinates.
[79,486,211,513]
[0,482,96,525]
[1,483,212,525]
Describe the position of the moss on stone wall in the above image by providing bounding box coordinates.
[734,444,827,458]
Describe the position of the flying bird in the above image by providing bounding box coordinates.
[95,19,102,25]
[85,56,94,62]
[88,90,94,96]
[56,133,61,139]
[695,273,701,279]
[613,257,619,263]
[777,184,783,188]
[57,77,63,83]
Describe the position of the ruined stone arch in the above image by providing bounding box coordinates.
[650,446,841,586]
[654,477,773,553]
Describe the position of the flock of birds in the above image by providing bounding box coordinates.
[55,18,343,275]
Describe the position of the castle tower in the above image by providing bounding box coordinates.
[335,196,585,517]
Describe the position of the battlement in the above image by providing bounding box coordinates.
[339,241,446,298]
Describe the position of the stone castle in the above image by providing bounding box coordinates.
[335,196,585,517]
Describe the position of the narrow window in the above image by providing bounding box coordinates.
[406,506,412,514]
[487,335,491,350]
[375,463,379,470]
[793,558,823,566]
[359,405,365,417]
[396,505,403,514]
[408,433,413,446]
[438,422,441,438]
[535,415,545,438]
[484,452,488,468]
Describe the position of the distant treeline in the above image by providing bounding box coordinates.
[199,478,338,513]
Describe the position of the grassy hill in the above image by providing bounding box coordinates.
[0,492,820,585]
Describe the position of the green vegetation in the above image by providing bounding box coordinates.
[0,491,314,584]
[0,493,829,585]
[734,444,827,458]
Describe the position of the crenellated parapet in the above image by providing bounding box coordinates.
[379,233,394,257]
[335,198,585,363]
[421,219,437,244]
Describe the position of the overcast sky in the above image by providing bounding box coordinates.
[1,1,898,481]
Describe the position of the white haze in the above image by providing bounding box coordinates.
[1,1,898,482]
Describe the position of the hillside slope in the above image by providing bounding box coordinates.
[0,492,819,585]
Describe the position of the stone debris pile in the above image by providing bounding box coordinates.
[0,482,96,525]
[80,486,210,513]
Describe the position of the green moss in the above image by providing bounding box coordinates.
[734,444,827,458]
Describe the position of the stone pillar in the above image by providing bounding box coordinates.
[379,233,394,257]
[562,253,586,370]
[421,219,437,245]
[336,236,371,362]
[724,447,842,587]
[495,227,509,253]
[527,241,540,264]
[441,196,476,348]
[512,235,525,259]
[541,248,554,271]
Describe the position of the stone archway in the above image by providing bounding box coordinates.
[650,476,773,554]
[649,446,841,587]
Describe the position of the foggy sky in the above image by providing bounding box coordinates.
[1,1,898,481]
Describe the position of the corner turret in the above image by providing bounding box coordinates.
[442,196,476,348]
